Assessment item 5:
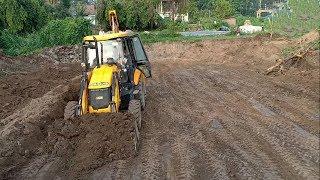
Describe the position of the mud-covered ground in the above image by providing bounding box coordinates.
[0,35,319,179]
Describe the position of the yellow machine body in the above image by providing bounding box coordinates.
[78,10,150,116]
[80,64,121,114]
[134,69,143,85]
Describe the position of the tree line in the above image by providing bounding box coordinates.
[0,0,289,34]
[0,0,89,34]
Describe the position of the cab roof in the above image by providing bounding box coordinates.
[83,31,137,42]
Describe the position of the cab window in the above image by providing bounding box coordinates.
[132,37,148,63]
[86,40,124,67]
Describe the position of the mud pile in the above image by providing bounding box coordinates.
[0,62,81,119]
[42,113,135,178]
[0,80,136,179]
[0,80,79,178]
[38,45,82,63]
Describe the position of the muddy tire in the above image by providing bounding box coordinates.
[128,99,141,155]
[64,101,78,120]
[138,80,146,111]
[141,80,147,110]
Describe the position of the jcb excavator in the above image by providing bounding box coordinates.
[64,10,151,153]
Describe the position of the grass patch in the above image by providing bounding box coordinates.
[267,0,319,37]
[140,30,257,44]
[0,18,91,56]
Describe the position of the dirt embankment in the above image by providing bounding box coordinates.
[0,53,81,120]
[0,47,136,179]
[42,113,135,178]
[0,77,135,179]
[0,34,319,179]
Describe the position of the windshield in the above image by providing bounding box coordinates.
[86,40,124,67]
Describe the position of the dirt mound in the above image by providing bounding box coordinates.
[266,30,319,75]
[0,78,135,179]
[0,80,79,179]
[38,45,82,63]
[294,29,319,46]
[0,64,81,120]
[42,113,135,178]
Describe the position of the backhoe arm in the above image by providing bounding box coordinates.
[108,10,119,33]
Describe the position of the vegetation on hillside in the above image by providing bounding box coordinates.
[0,18,91,56]
[0,0,92,56]
[269,0,319,37]
[96,0,162,31]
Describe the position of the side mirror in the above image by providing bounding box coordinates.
[137,65,151,78]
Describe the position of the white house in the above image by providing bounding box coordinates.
[156,0,189,22]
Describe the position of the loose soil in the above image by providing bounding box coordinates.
[0,34,319,179]
[0,53,81,120]
[40,113,135,179]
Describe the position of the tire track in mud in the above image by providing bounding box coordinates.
[90,55,318,179]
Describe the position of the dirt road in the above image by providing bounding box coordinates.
[89,38,319,179]
[1,36,319,179]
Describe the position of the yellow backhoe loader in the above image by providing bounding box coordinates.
[64,10,152,153]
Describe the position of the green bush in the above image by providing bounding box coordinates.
[235,15,266,27]
[0,18,92,56]
[140,30,182,43]
[161,18,189,32]
[96,0,160,31]
[269,0,320,37]
[199,17,229,30]
[38,18,92,47]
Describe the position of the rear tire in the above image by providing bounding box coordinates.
[137,79,146,111]
[64,101,78,120]
[140,80,146,110]
[128,99,141,155]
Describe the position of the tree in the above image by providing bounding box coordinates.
[196,0,214,10]
[229,0,259,16]
[96,0,161,31]
[45,0,72,19]
[213,0,234,19]
[1,0,48,33]
[76,1,85,17]
[61,0,71,9]
[0,0,6,31]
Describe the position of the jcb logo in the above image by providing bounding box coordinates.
[90,82,109,87]
[96,96,103,100]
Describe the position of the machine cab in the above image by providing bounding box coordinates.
[83,34,151,79]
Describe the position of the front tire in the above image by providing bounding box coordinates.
[128,99,141,155]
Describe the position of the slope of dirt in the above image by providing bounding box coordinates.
[0,53,81,119]
[0,80,79,179]
[0,80,135,179]
[1,36,319,179]
[39,113,135,179]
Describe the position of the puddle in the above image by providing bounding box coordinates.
[180,30,230,37]
[248,98,276,117]
[210,118,223,130]
[306,113,320,122]
[293,124,314,139]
